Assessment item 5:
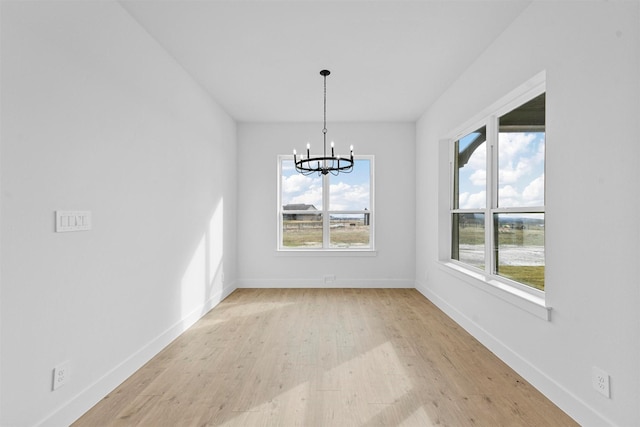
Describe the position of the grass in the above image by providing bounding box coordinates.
[330,226,370,247]
[282,228,322,247]
[497,266,545,291]
[456,225,545,291]
[282,221,370,248]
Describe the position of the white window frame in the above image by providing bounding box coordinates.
[443,73,549,319]
[277,154,375,252]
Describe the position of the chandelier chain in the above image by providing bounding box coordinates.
[323,71,327,133]
[323,72,328,155]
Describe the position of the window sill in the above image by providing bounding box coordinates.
[276,249,378,257]
[438,261,551,321]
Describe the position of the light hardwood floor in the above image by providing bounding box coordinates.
[73,288,578,426]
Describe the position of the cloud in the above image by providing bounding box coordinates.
[281,160,371,212]
[499,159,532,184]
[499,174,545,207]
[499,132,535,156]
[281,174,322,206]
[460,191,486,209]
[522,174,545,206]
[498,185,520,207]
[289,188,322,207]
[470,169,486,186]
[459,192,469,207]
[282,174,320,194]
[498,133,544,184]
[330,182,370,211]
[457,131,545,210]
[458,143,486,193]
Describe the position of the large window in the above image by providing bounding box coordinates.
[451,92,545,291]
[278,156,373,250]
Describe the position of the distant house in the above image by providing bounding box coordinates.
[283,204,319,221]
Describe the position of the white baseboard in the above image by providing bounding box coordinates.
[36,283,237,427]
[414,279,615,427]
[236,278,414,288]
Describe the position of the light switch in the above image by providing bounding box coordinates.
[56,211,91,232]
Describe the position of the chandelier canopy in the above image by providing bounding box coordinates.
[293,70,354,176]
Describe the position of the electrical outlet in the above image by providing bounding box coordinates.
[52,362,70,391]
[324,275,336,284]
[592,366,610,398]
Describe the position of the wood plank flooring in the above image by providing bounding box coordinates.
[73,288,578,426]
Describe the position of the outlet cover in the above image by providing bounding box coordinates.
[52,361,70,391]
[592,366,610,398]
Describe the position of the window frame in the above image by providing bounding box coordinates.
[448,79,546,299]
[277,154,375,252]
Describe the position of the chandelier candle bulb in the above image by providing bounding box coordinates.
[331,141,335,156]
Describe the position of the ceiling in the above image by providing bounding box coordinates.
[120,1,530,123]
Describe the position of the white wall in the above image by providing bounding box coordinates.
[415,2,639,426]
[237,123,415,288]
[0,2,237,426]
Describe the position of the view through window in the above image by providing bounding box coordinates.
[452,93,545,291]
[279,157,373,250]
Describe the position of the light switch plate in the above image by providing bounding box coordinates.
[56,211,91,232]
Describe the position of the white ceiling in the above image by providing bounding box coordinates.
[120,1,530,122]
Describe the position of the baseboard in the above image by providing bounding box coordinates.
[414,279,615,427]
[36,282,237,427]
[236,278,414,288]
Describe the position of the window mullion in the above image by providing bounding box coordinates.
[486,116,498,276]
[451,140,457,210]
[322,173,330,248]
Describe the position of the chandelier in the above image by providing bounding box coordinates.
[293,70,354,176]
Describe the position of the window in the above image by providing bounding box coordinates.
[278,156,373,250]
[451,92,545,291]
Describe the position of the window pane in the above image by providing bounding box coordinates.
[498,94,545,208]
[494,213,545,290]
[282,213,323,248]
[454,127,486,209]
[281,159,322,208]
[329,159,370,211]
[452,213,485,268]
[329,213,371,249]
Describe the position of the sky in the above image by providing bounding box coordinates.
[281,159,370,211]
[458,131,545,209]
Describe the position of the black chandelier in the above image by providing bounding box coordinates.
[293,70,354,176]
